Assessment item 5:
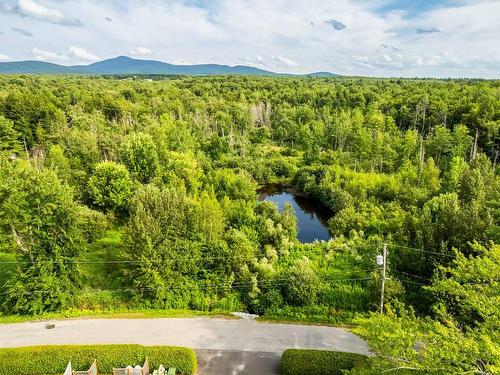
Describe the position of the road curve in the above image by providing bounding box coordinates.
[0,318,370,355]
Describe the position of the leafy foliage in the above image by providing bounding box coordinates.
[87,161,134,212]
[0,344,197,375]
[0,159,83,314]
[0,76,497,371]
[280,349,368,375]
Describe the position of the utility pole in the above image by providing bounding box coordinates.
[380,243,387,314]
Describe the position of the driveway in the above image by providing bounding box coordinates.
[0,318,370,374]
[196,350,281,375]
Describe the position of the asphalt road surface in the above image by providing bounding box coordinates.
[0,318,370,374]
[196,349,281,375]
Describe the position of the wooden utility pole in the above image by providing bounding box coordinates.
[380,243,388,314]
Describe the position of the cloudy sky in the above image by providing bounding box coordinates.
[0,0,499,78]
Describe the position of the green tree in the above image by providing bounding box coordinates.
[87,161,133,212]
[0,159,84,314]
[119,132,159,183]
[421,193,462,257]
[282,257,320,306]
[0,115,21,156]
[123,185,200,306]
[427,243,499,328]
[354,305,498,374]
[421,157,441,196]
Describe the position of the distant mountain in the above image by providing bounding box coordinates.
[0,60,74,74]
[304,71,337,77]
[0,56,337,76]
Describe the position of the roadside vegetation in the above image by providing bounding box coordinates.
[0,345,197,375]
[0,75,498,373]
[280,349,369,375]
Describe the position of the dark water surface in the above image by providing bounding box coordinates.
[258,185,331,243]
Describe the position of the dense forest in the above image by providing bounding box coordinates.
[0,75,498,373]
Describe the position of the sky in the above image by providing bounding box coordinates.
[0,0,499,78]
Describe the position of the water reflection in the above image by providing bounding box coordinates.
[258,185,332,243]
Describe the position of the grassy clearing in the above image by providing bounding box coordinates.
[78,227,124,291]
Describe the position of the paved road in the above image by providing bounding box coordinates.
[0,318,369,354]
[0,318,370,374]
[196,350,281,375]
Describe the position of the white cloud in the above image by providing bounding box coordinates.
[271,56,299,67]
[0,0,499,77]
[130,47,152,56]
[32,47,70,62]
[0,54,10,61]
[172,58,193,65]
[1,0,82,26]
[243,55,298,69]
[31,46,100,63]
[19,0,64,21]
[69,46,99,61]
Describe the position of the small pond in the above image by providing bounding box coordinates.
[258,185,332,243]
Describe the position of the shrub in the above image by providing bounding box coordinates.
[282,258,320,307]
[77,205,109,243]
[0,344,197,375]
[280,349,369,375]
[87,161,133,212]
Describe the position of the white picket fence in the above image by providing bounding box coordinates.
[63,358,149,375]
[63,359,98,375]
[113,358,150,375]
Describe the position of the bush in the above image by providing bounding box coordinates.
[0,345,197,375]
[77,205,109,243]
[87,161,133,212]
[280,349,369,375]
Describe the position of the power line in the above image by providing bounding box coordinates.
[0,243,383,265]
[0,275,374,296]
[386,243,456,258]
[391,270,497,286]
[394,278,430,286]
[3,242,452,267]
[395,270,432,281]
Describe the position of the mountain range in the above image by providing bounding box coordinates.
[0,56,336,76]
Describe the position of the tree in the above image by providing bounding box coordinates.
[119,132,159,183]
[87,161,133,212]
[123,185,200,306]
[0,159,84,314]
[159,151,201,193]
[0,115,21,156]
[451,124,472,159]
[426,125,452,169]
[354,304,498,374]
[421,193,462,256]
[427,243,499,328]
[282,257,320,306]
[421,157,441,196]
[210,168,257,201]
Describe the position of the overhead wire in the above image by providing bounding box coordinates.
[0,275,374,296]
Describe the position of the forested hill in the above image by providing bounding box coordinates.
[0,56,337,76]
[0,76,498,373]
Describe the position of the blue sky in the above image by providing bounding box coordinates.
[373,0,458,14]
[0,0,499,78]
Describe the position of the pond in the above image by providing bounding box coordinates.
[258,185,332,243]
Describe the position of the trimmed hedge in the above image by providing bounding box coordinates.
[0,345,197,375]
[280,349,369,375]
